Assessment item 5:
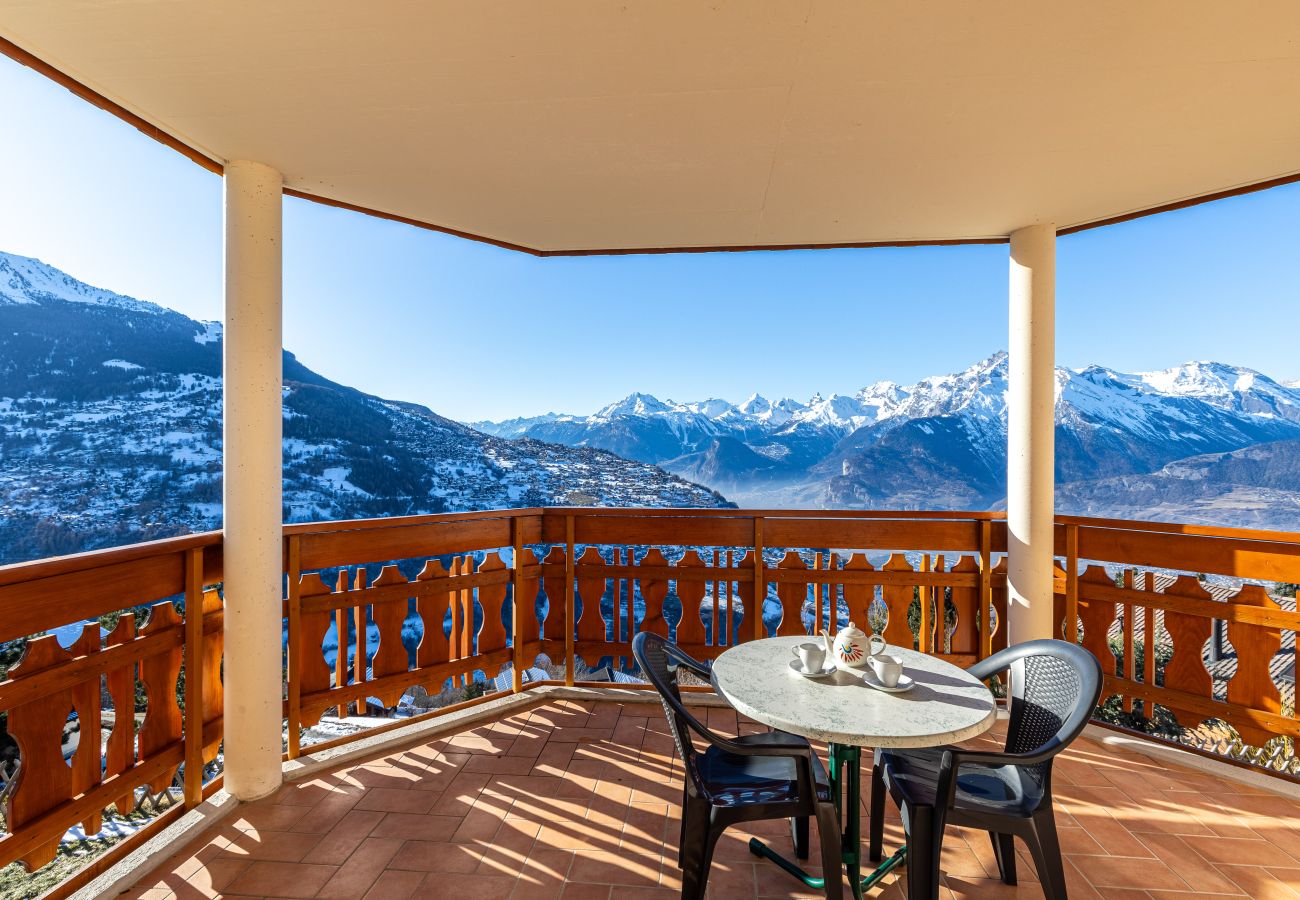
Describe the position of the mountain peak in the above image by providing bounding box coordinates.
[966,351,1009,377]
[739,393,771,414]
[594,392,670,418]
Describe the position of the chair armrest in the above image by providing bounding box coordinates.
[945,742,1062,769]
[933,740,1064,807]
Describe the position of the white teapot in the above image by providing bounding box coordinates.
[829,621,886,669]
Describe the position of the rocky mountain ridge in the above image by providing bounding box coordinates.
[475,353,1300,527]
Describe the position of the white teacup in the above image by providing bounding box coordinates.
[868,653,903,688]
[792,642,826,673]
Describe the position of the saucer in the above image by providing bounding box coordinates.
[788,659,838,679]
[861,669,915,693]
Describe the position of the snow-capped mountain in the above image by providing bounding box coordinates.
[475,352,1300,525]
[1,251,164,315]
[0,251,729,564]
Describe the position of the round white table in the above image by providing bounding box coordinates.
[711,636,997,898]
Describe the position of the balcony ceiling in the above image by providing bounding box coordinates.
[2,1,1300,254]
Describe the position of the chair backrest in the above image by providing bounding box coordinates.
[971,639,1103,778]
[632,632,706,774]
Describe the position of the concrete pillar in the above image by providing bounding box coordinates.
[1007,224,1057,643]
[222,160,284,800]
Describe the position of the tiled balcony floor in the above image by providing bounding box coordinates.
[125,696,1300,900]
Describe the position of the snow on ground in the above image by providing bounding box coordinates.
[193,321,222,344]
[320,467,371,497]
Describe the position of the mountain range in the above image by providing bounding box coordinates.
[474,354,1300,528]
[0,251,728,564]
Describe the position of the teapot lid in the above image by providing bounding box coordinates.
[840,620,867,636]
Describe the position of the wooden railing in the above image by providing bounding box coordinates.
[2,508,1298,887]
[1056,516,1300,769]
[0,533,223,881]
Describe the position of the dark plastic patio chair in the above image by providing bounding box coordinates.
[868,639,1102,900]
[632,632,843,900]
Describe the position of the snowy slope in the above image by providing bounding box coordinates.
[0,251,164,315]
[0,255,729,564]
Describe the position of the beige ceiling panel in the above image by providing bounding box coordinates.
[3,0,1299,250]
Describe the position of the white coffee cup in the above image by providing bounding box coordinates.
[792,642,826,673]
[868,653,903,688]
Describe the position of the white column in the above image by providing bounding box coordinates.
[222,160,284,800]
[1007,223,1057,643]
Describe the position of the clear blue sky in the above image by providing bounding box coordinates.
[2,54,1298,422]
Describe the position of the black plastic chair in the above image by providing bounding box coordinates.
[632,632,843,900]
[868,639,1102,900]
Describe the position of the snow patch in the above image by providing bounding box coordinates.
[194,320,223,344]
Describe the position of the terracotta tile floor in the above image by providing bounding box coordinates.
[121,696,1300,900]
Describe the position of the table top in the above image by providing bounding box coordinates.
[710,635,997,748]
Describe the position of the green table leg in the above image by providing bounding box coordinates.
[746,743,907,897]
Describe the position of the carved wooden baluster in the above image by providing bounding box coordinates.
[711,549,722,646]
[1160,574,1214,731]
[724,549,736,645]
[477,553,510,664]
[575,547,609,656]
[1121,570,1137,713]
[841,553,874,632]
[459,556,477,680]
[102,615,137,812]
[199,588,225,764]
[1077,565,1119,674]
[296,574,335,729]
[812,552,825,633]
[735,549,758,641]
[333,570,349,710]
[990,558,1009,654]
[5,635,77,870]
[138,601,184,793]
[352,567,369,697]
[414,558,451,691]
[369,566,413,707]
[1053,560,1069,641]
[927,555,945,652]
[947,556,979,657]
[618,548,634,668]
[1136,572,1157,719]
[68,624,104,837]
[1225,584,1285,748]
[774,550,806,636]
[827,553,842,636]
[881,553,916,649]
[541,547,568,644]
[447,557,463,685]
[610,547,624,643]
[638,548,671,638]
[517,548,542,650]
[675,550,708,649]
[916,554,932,653]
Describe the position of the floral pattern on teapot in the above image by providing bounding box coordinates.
[832,622,886,669]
